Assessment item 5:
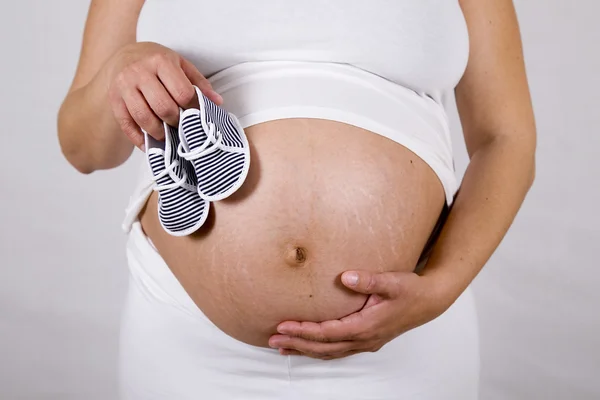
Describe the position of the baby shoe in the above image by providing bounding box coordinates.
[144,122,210,236]
[177,86,250,202]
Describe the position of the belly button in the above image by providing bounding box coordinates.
[284,245,308,266]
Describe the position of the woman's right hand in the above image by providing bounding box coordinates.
[104,41,223,150]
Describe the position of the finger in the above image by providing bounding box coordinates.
[155,59,199,109]
[180,57,223,105]
[341,271,403,297]
[122,87,165,141]
[278,311,375,342]
[362,293,385,310]
[137,73,180,127]
[279,348,302,356]
[284,348,363,360]
[269,335,358,357]
[301,348,364,360]
[110,96,144,150]
[324,349,363,360]
[277,321,335,341]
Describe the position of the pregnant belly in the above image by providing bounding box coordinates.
[139,118,446,347]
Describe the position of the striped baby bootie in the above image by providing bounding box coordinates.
[144,122,210,236]
[177,86,250,202]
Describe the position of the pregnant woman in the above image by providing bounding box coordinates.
[57,0,536,399]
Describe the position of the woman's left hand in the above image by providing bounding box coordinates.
[268,270,452,360]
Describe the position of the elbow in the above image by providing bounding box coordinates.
[521,135,537,191]
[527,133,537,189]
[57,113,97,175]
[490,132,537,191]
[505,129,537,190]
[70,157,96,175]
[56,90,99,174]
[527,155,536,189]
[57,124,133,174]
[58,134,96,175]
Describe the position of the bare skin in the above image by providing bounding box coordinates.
[57,0,221,173]
[270,0,537,359]
[58,0,535,357]
[139,118,445,346]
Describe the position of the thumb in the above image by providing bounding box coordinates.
[341,271,400,297]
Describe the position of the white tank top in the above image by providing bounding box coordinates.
[136,0,469,103]
[123,1,470,233]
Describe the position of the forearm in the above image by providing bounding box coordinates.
[421,136,535,306]
[58,61,134,174]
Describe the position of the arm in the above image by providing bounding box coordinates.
[268,0,536,359]
[57,0,221,174]
[57,0,145,173]
[420,0,536,305]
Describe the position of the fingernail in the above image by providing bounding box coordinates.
[343,272,359,287]
[277,325,291,335]
[140,143,146,153]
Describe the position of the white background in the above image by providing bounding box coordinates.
[1,1,598,399]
